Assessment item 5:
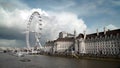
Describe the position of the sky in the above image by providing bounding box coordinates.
[0,0,120,48]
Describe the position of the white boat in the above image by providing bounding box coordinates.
[16,52,25,57]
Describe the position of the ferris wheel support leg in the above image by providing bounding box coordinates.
[26,31,30,50]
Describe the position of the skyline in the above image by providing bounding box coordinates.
[0,0,120,47]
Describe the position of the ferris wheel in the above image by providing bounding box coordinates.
[26,11,42,50]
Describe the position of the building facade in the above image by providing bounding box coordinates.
[84,29,120,55]
[44,41,54,53]
[44,29,120,56]
[54,37,74,53]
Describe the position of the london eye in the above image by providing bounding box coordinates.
[26,11,43,50]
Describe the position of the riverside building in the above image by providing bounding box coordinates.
[44,28,120,57]
[84,28,120,56]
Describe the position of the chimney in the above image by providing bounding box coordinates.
[108,29,110,31]
[83,30,86,40]
[74,30,77,39]
[96,28,99,36]
[74,30,76,36]
[104,27,106,35]
[59,32,63,38]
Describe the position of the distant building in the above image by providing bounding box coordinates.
[59,31,75,38]
[44,41,54,53]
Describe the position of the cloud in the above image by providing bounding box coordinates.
[106,24,118,30]
[0,39,16,47]
[0,0,29,10]
[1,0,119,48]
[49,0,75,10]
[0,39,25,47]
[0,7,48,47]
[86,24,118,34]
[0,5,87,47]
[110,0,120,6]
[0,8,26,30]
[0,0,29,47]
[42,12,87,40]
[0,8,48,32]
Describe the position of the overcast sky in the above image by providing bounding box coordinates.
[0,0,120,48]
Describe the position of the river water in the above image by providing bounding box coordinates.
[0,53,120,68]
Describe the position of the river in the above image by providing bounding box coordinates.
[0,53,120,68]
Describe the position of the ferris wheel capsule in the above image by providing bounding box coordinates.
[39,16,41,18]
[30,16,33,19]
[39,23,42,25]
[39,28,42,30]
[39,19,42,21]
[39,33,41,35]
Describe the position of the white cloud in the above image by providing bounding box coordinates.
[0,7,87,47]
[0,0,119,48]
[86,24,118,34]
[0,7,46,47]
[106,24,118,30]
[0,8,49,31]
[0,8,27,30]
[42,12,87,40]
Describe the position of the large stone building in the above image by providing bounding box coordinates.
[84,28,120,55]
[53,37,74,53]
[44,28,120,56]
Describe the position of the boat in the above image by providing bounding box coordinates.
[16,52,25,57]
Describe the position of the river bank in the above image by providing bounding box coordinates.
[44,53,120,62]
[3,51,120,62]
